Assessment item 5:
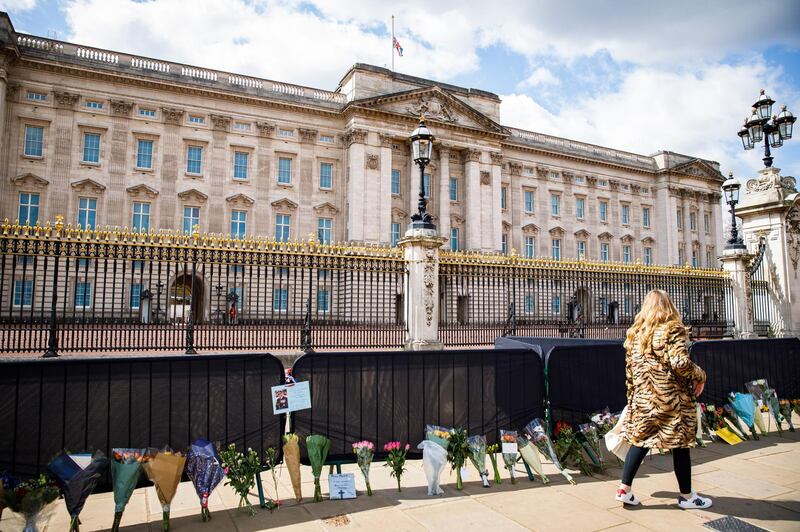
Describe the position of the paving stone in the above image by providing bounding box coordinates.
[405,498,528,531]
[692,486,800,532]
[695,469,794,499]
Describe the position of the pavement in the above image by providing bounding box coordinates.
[3,414,800,531]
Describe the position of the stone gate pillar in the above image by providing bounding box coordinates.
[719,248,756,338]
[400,227,446,350]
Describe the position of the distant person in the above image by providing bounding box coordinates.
[615,289,712,510]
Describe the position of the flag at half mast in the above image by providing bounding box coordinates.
[393,36,404,57]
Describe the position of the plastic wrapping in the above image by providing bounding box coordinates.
[352,441,375,495]
[524,419,576,485]
[185,440,225,522]
[425,424,452,450]
[48,450,109,532]
[728,392,758,439]
[499,430,518,484]
[282,434,303,502]
[516,436,548,484]
[417,440,447,495]
[306,435,331,502]
[0,475,59,532]
[578,423,606,469]
[467,435,489,488]
[722,404,749,439]
[142,448,186,531]
[779,400,796,432]
[747,379,784,435]
[111,449,152,531]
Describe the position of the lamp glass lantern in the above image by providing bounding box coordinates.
[738,121,754,150]
[754,89,775,120]
[747,109,764,143]
[410,118,434,164]
[776,105,796,140]
[722,176,741,205]
[768,125,783,148]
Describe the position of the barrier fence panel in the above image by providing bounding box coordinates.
[439,251,735,346]
[290,349,545,461]
[0,353,286,489]
[0,219,406,354]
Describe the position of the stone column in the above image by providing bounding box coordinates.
[697,193,708,266]
[681,190,692,264]
[464,148,482,250]
[0,16,19,174]
[509,162,522,253]
[711,192,724,267]
[437,145,451,240]
[254,122,275,235]
[344,128,367,242]
[719,248,755,338]
[207,115,232,234]
[298,128,317,238]
[400,226,446,350]
[52,91,80,222]
[107,99,134,228]
[378,134,394,244]
[160,107,184,230]
[489,152,503,252]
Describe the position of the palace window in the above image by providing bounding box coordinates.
[317,289,330,312]
[74,282,92,309]
[319,134,334,143]
[449,178,458,201]
[391,169,400,195]
[183,207,200,234]
[18,193,39,226]
[644,247,653,266]
[678,244,685,265]
[13,280,33,307]
[423,173,431,198]
[233,151,249,180]
[320,162,333,189]
[85,101,104,110]
[692,249,698,267]
[228,287,243,311]
[273,288,288,311]
[82,133,101,163]
[139,108,156,118]
[187,146,203,174]
[132,202,150,232]
[500,186,507,209]
[690,212,697,231]
[278,157,292,184]
[391,223,401,247]
[317,217,332,244]
[231,210,247,239]
[501,234,508,254]
[621,204,630,224]
[552,239,561,260]
[706,248,713,266]
[450,228,459,251]
[136,139,153,169]
[676,208,683,229]
[77,197,97,229]
[601,243,610,262]
[577,241,586,259]
[551,194,560,216]
[188,115,205,125]
[576,198,585,219]
[524,190,534,213]
[130,284,143,310]
[26,91,46,101]
[623,245,631,264]
[599,200,608,222]
[278,129,294,137]
[24,125,44,157]
[276,214,291,242]
[524,294,535,314]
[233,122,250,131]
[552,294,561,315]
[525,236,535,258]
[642,207,651,228]
[704,212,710,233]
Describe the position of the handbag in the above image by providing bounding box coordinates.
[604,405,632,461]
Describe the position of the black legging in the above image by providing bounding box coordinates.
[621,446,692,494]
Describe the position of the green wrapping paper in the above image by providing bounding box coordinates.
[306,435,330,502]
[111,449,150,532]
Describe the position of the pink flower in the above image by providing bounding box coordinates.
[404,443,410,451]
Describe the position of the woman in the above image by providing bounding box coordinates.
[615,289,712,510]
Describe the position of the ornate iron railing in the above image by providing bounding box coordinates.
[0,219,406,355]
[438,250,735,346]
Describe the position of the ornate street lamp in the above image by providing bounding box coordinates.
[722,172,746,251]
[739,89,796,167]
[409,115,436,230]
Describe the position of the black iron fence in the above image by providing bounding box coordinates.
[439,251,735,345]
[748,236,781,337]
[0,219,406,355]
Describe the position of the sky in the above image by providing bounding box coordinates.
[2,0,800,184]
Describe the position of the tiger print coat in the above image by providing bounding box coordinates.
[622,322,706,449]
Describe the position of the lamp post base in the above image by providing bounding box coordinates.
[410,219,437,231]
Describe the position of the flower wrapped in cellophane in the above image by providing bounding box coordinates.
[352,440,375,495]
[282,433,302,502]
[747,379,783,435]
[553,421,593,477]
[499,430,518,484]
[185,439,225,522]
[111,448,152,532]
[590,407,618,436]
[778,400,796,432]
[447,428,469,490]
[142,447,186,531]
[722,404,749,440]
[466,435,490,488]
[418,425,450,495]
[486,444,502,485]
[306,435,330,502]
[425,425,452,450]
[524,419,576,485]
[48,450,109,532]
[578,423,605,471]
[516,435,548,484]
[0,474,59,532]
[729,392,759,440]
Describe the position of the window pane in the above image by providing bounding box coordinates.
[450,228,459,251]
[24,126,44,157]
[83,133,100,163]
[643,207,650,227]
[423,173,431,198]
[75,282,92,308]
[233,151,249,179]
[273,288,288,311]
[551,195,560,216]
[132,202,150,232]
[391,169,400,195]
[500,187,507,209]
[231,210,247,238]
[276,214,291,242]
[278,158,292,184]
[600,201,607,221]
[130,284,142,309]
[317,289,329,312]
[525,236,535,258]
[136,139,153,169]
[317,217,332,244]
[576,198,585,219]
[183,207,199,234]
[77,197,97,229]
[13,280,33,307]
[320,162,333,188]
[552,239,561,260]
[18,193,40,225]
[449,178,457,201]
[187,146,203,174]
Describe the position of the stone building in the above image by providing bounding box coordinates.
[0,13,725,268]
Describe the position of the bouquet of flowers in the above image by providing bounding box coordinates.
[467,435,490,488]
[578,423,605,471]
[486,444,502,485]
[553,421,593,477]
[383,441,410,492]
[779,400,796,432]
[516,435,549,485]
[352,440,375,496]
[142,447,186,531]
[722,404,750,440]
[499,430,519,484]
[111,448,152,532]
[306,435,331,502]
[185,439,225,522]
[524,419,576,485]
[729,392,759,440]
[747,379,783,434]
[590,408,618,436]
[418,424,451,495]
[261,447,281,512]
[0,474,59,532]
[219,444,261,516]
[282,433,302,502]
[0,471,18,523]
[447,428,470,490]
[48,450,109,532]
[700,403,722,435]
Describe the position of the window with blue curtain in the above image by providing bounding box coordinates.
[77,197,97,229]
[18,193,39,225]
[130,284,142,309]
[450,228,459,251]
[278,157,292,184]
[273,288,288,311]
[13,280,33,307]
[276,214,291,242]
[449,178,457,201]
[24,126,43,157]
[234,151,249,179]
[320,162,333,189]
[391,169,400,195]
[74,282,92,308]
[132,202,150,232]
[136,139,153,169]
[317,217,332,244]
[187,146,203,174]
[231,210,247,238]
[83,133,100,163]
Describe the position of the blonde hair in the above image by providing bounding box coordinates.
[624,289,684,355]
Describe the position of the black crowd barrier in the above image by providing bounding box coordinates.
[0,353,286,489]
[690,337,800,405]
[290,349,545,462]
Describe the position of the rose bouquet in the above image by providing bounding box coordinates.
[111,448,152,532]
[142,447,186,530]
[553,421,593,477]
[467,435,490,488]
[779,400,796,432]
[219,444,261,516]
[516,435,549,484]
[499,430,519,484]
[48,450,109,532]
[185,439,225,522]
[524,418,576,485]
[447,428,470,490]
[418,424,451,495]
[0,474,59,532]
[729,392,759,440]
[282,433,302,502]
[578,423,605,471]
[486,444,502,484]
[352,440,375,495]
[306,435,331,502]
[383,441,410,492]
[590,408,618,436]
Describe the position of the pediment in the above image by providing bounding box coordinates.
[548,226,565,236]
[502,221,512,231]
[11,173,49,189]
[574,229,591,239]
[348,86,507,135]
[598,231,614,241]
[313,202,339,216]
[226,193,255,207]
[522,223,539,233]
[271,197,298,210]
[620,234,634,243]
[392,207,408,219]
[70,178,105,194]
[126,184,159,199]
[669,160,724,182]
[641,236,655,245]
[177,188,208,202]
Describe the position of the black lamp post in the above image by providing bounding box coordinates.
[409,116,436,230]
[738,89,795,168]
[722,173,746,251]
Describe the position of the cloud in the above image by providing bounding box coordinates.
[0,0,37,11]
[518,67,560,88]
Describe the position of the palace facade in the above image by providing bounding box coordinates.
[0,13,725,267]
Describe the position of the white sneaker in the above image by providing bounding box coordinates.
[615,488,640,506]
[678,493,713,509]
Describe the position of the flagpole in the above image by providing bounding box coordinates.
[391,15,395,72]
